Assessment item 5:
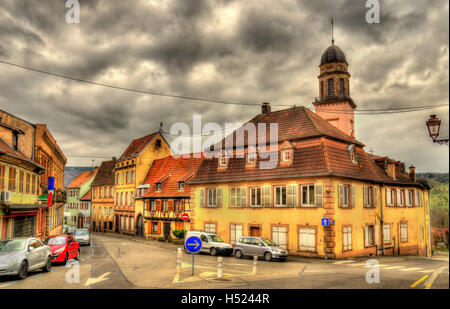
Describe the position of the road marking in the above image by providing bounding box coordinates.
[425,266,447,289]
[85,272,111,286]
[49,269,58,273]
[333,260,354,264]
[381,266,403,270]
[0,281,17,288]
[399,268,422,272]
[410,275,429,288]
[346,263,368,267]
[29,274,42,279]
[418,270,434,274]
[365,264,388,267]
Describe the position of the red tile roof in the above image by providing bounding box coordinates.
[191,139,426,188]
[91,160,116,186]
[118,132,157,161]
[218,106,364,150]
[0,137,44,170]
[141,154,204,198]
[67,168,98,189]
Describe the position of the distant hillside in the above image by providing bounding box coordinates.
[417,173,449,229]
[64,167,95,187]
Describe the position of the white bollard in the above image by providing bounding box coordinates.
[176,248,182,275]
[252,256,258,275]
[217,256,223,279]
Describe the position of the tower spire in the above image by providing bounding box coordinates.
[331,17,335,44]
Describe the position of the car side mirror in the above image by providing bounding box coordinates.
[28,246,34,252]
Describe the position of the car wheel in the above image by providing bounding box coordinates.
[75,250,80,260]
[235,250,243,259]
[63,252,68,265]
[210,248,217,256]
[264,252,272,262]
[17,261,28,280]
[43,256,52,272]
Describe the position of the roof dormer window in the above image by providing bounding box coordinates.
[247,152,256,164]
[219,157,227,167]
[347,144,358,164]
[282,150,290,162]
[179,182,185,191]
[156,183,162,192]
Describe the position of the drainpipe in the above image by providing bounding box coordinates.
[380,184,384,256]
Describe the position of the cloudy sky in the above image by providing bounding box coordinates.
[0,0,448,172]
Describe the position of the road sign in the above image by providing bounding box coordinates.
[321,218,329,227]
[181,213,190,221]
[185,236,202,254]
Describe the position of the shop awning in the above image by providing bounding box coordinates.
[7,203,47,210]
[38,194,48,201]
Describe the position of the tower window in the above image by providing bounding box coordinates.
[328,78,334,98]
[340,78,345,96]
[320,81,324,99]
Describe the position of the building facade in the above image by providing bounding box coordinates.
[65,168,98,230]
[0,110,67,238]
[34,124,67,237]
[136,155,203,239]
[114,132,171,235]
[188,43,431,258]
[1,128,45,239]
[91,159,116,233]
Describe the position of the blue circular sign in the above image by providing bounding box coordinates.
[185,236,202,253]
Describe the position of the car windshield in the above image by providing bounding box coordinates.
[75,230,88,236]
[44,236,67,245]
[261,238,278,246]
[0,239,27,252]
[209,235,224,242]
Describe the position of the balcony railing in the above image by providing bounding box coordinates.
[144,210,186,222]
[314,94,354,105]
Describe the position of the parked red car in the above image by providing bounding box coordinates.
[44,235,80,264]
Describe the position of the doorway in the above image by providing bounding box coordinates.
[163,222,171,240]
[137,215,144,237]
[250,226,261,237]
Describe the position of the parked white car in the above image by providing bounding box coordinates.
[184,231,233,256]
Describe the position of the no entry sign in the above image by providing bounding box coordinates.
[181,213,189,221]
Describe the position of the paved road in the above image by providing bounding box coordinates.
[0,233,447,289]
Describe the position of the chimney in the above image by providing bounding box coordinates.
[112,156,117,161]
[409,165,416,181]
[262,102,271,114]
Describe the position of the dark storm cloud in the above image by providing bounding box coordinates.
[0,0,448,171]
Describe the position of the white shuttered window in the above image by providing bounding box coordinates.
[299,228,315,252]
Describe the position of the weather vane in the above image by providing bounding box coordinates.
[331,17,335,44]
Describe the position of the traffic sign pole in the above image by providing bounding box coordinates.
[192,254,194,276]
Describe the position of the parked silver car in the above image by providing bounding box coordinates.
[0,237,52,279]
[73,228,90,246]
[233,237,288,261]
[184,231,233,256]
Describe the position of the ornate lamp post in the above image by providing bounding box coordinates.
[426,115,448,145]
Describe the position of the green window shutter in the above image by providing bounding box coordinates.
[286,184,297,207]
[199,188,205,207]
[240,187,247,207]
[338,184,344,207]
[351,185,356,208]
[315,183,323,207]
[262,186,271,207]
[374,187,378,207]
[217,188,223,207]
[230,188,237,207]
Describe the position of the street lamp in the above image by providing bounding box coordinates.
[426,115,448,145]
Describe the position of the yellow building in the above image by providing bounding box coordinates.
[188,42,431,258]
[189,106,431,258]
[114,131,171,235]
[91,159,116,232]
